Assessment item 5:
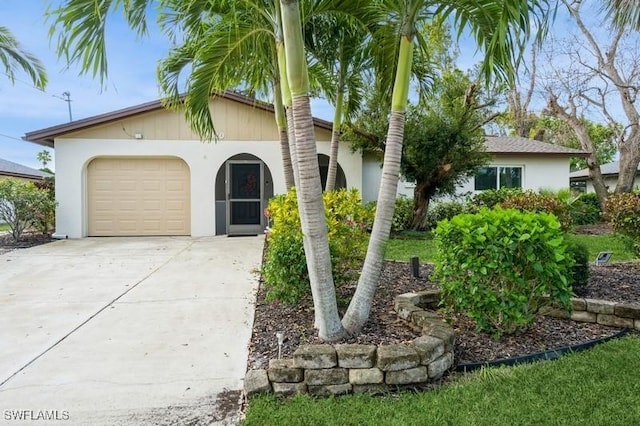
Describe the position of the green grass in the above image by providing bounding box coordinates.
[384,233,638,263]
[241,336,640,426]
[0,223,9,232]
[567,234,636,262]
[384,238,436,262]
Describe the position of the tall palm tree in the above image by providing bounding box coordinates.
[158,0,296,189]
[341,0,554,335]
[305,15,371,191]
[0,26,46,88]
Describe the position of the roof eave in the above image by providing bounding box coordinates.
[23,91,334,146]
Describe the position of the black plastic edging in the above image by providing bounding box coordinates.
[455,328,629,373]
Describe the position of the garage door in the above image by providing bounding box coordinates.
[87,157,190,236]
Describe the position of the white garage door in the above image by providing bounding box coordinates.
[87,157,190,236]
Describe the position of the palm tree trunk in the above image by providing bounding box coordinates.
[342,33,414,335]
[280,0,345,341]
[273,82,295,189]
[325,88,344,191]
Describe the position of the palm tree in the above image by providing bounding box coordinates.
[305,15,370,191]
[157,0,296,189]
[36,150,52,169]
[603,0,640,30]
[340,0,554,335]
[0,26,46,88]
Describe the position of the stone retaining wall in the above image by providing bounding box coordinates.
[244,290,454,397]
[244,289,640,397]
[542,297,640,330]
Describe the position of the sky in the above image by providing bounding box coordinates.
[0,1,598,172]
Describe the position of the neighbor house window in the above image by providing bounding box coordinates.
[474,166,523,191]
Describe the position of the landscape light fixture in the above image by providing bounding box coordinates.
[594,251,613,266]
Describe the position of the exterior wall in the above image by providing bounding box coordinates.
[361,154,573,201]
[455,155,571,195]
[584,175,640,193]
[54,137,361,238]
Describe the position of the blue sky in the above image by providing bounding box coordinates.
[0,1,482,171]
[0,2,590,172]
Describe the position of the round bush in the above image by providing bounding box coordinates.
[433,208,574,338]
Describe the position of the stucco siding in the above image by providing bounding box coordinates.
[456,155,571,194]
[362,154,572,202]
[67,98,333,142]
[54,136,360,238]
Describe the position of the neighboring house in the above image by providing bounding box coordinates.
[569,161,640,193]
[0,157,51,181]
[24,92,357,238]
[392,135,590,199]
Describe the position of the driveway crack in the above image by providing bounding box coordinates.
[0,241,196,388]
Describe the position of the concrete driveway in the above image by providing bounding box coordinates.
[0,236,264,425]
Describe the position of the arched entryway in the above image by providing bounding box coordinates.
[317,154,347,190]
[215,153,273,235]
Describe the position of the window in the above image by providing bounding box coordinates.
[474,166,523,191]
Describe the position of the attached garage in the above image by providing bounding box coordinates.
[87,157,190,236]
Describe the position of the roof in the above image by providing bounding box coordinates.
[23,91,334,147]
[569,161,640,179]
[0,158,51,180]
[484,135,590,156]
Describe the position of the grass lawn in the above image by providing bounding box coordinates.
[241,335,640,426]
[0,223,9,232]
[384,233,638,263]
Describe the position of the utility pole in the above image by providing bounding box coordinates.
[62,91,72,122]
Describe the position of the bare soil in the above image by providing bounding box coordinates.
[0,231,53,255]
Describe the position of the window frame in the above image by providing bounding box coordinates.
[474,165,524,191]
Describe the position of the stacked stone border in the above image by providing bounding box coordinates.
[244,289,640,397]
[542,297,640,330]
[245,289,453,397]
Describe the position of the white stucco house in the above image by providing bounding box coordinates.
[569,161,640,193]
[392,135,589,199]
[25,92,360,238]
[24,93,587,238]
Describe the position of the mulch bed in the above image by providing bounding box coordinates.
[248,256,639,371]
[0,231,53,255]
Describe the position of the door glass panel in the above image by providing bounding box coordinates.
[230,201,261,225]
[231,163,261,199]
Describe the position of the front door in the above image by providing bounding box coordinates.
[226,161,263,235]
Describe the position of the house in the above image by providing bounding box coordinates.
[24,94,588,239]
[569,161,640,192]
[24,92,359,238]
[392,135,589,199]
[0,157,51,181]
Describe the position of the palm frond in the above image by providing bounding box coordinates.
[0,26,47,88]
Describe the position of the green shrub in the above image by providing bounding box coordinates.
[500,190,573,231]
[569,198,601,226]
[433,208,574,338]
[262,188,373,304]
[566,239,590,290]
[391,196,413,233]
[604,192,640,257]
[468,188,523,211]
[425,201,466,230]
[0,179,57,241]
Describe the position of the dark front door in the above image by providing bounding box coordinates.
[226,161,263,235]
